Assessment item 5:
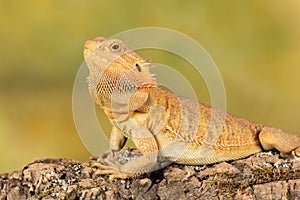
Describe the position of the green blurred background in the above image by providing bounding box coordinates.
[1,0,300,173]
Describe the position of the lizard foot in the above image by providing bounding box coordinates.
[91,148,144,180]
[279,148,300,158]
[92,162,135,180]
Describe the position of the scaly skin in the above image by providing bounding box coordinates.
[83,37,300,179]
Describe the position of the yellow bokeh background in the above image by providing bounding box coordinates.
[1,0,300,173]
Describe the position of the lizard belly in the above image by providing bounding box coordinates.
[155,131,262,165]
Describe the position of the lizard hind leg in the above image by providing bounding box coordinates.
[259,127,300,157]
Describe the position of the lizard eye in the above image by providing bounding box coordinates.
[135,63,142,72]
[110,43,121,51]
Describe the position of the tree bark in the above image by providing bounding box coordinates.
[1,150,300,200]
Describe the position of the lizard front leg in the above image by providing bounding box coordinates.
[109,126,127,151]
[259,127,300,157]
[94,123,159,180]
[99,126,127,160]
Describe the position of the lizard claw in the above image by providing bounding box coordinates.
[92,162,135,180]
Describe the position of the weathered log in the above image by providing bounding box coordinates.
[1,150,299,199]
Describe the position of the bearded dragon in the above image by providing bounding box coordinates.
[83,36,300,179]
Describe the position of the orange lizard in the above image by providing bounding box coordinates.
[83,36,300,179]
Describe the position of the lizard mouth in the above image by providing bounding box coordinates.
[84,37,107,58]
[83,44,93,58]
[83,41,97,58]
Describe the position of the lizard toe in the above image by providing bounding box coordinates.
[92,162,135,180]
[293,147,300,157]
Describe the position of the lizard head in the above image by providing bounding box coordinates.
[84,37,157,109]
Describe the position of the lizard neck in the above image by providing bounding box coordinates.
[88,70,156,122]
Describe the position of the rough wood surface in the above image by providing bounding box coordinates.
[1,150,300,200]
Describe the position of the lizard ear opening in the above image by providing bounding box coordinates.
[135,63,142,72]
